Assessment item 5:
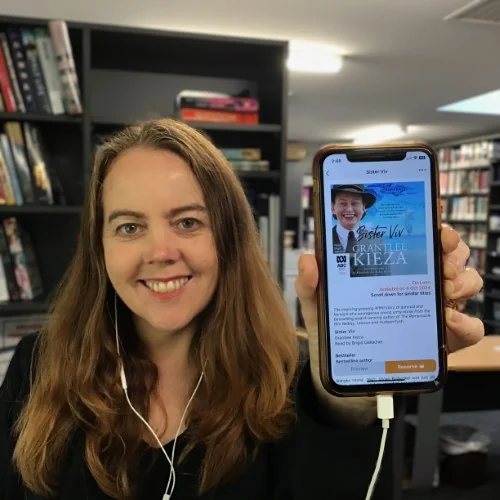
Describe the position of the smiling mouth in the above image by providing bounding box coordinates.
[140,276,192,293]
[342,213,357,220]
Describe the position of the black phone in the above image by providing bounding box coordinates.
[312,143,447,397]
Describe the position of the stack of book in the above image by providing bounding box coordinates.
[219,148,270,172]
[0,20,82,115]
[176,91,259,125]
[0,121,60,205]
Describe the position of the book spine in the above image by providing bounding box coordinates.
[0,33,25,112]
[48,20,82,115]
[0,44,16,112]
[0,134,23,205]
[5,28,36,113]
[20,28,52,114]
[22,123,53,204]
[180,108,259,124]
[4,122,35,203]
[229,160,270,171]
[34,28,65,115]
[0,224,21,301]
[219,148,261,161]
[0,145,16,204]
[2,217,43,300]
[179,96,259,112]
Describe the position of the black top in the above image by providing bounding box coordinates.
[1,333,395,499]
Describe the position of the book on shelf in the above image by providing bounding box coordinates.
[0,121,58,206]
[219,148,261,161]
[2,217,43,301]
[0,31,25,113]
[6,27,38,113]
[445,196,488,222]
[244,186,281,280]
[438,141,500,168]
[4,121,36,203]
[0,312,47,384]
[441,169,489,195]
[176,90,259,125]
[0,20,81,115]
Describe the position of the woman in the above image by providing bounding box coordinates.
[0,119,483,500]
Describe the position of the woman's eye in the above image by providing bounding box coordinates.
[178,218,199,230]
[117,223,141,235]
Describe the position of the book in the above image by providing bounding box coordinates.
[0,32,25,112]
[2,217,43,300]
[179,96,259,113]
[34,27,65,115]
[0,145,15,205]
[229,160,269,172]
[179,108,258,125]
[6,27,37,113]
[0,44,16,112]
[20,28,53,114]
[0,133,23,205]
[219,148,261,161]
[22,123,54,204]
[331,182,429,279]
[0,223,21,301]
[48,20,82,115]
[4,122,35,203]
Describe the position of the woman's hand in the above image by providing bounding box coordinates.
[440,224,484,352]
[295,224,484,425]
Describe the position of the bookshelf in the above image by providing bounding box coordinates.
[437,140,500,333]
[0,15,288,318]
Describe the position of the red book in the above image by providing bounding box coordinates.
[0,44,16,112]
[180,108,259,125]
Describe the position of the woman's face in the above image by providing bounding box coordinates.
[102,146,218,337]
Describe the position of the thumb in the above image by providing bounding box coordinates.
[295,253,319,329]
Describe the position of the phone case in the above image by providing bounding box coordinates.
[312,143,448,397]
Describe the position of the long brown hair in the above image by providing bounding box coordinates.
[13,118,299,498]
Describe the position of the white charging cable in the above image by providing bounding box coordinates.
[114,293,203,500]
[364,394,394,500]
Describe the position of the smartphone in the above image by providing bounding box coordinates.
[312,144,447,397]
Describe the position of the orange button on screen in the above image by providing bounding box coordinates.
[385,359,436,374]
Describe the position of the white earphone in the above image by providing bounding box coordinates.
[114,293,204,500]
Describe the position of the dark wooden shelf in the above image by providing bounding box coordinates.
[485,274,500,281]
[92,118,281,134]
[0,299,48,316]
[0,205,82,215]
[0,112,83,124]
[484,319,500,328]
[192,123,282,133]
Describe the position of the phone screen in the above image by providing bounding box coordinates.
[320,149,445,392]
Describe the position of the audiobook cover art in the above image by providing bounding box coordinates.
[330,182,428,278]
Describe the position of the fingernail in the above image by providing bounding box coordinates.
[446,307,460,323]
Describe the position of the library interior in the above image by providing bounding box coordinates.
[0,1,500,500]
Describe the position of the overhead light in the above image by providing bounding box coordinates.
[287,41,343,74]
[437,89,500,116]
[352,124,406,144]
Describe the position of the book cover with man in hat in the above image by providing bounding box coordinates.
[331,182,428,278]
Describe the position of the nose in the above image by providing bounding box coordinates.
[143,226,181,264]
